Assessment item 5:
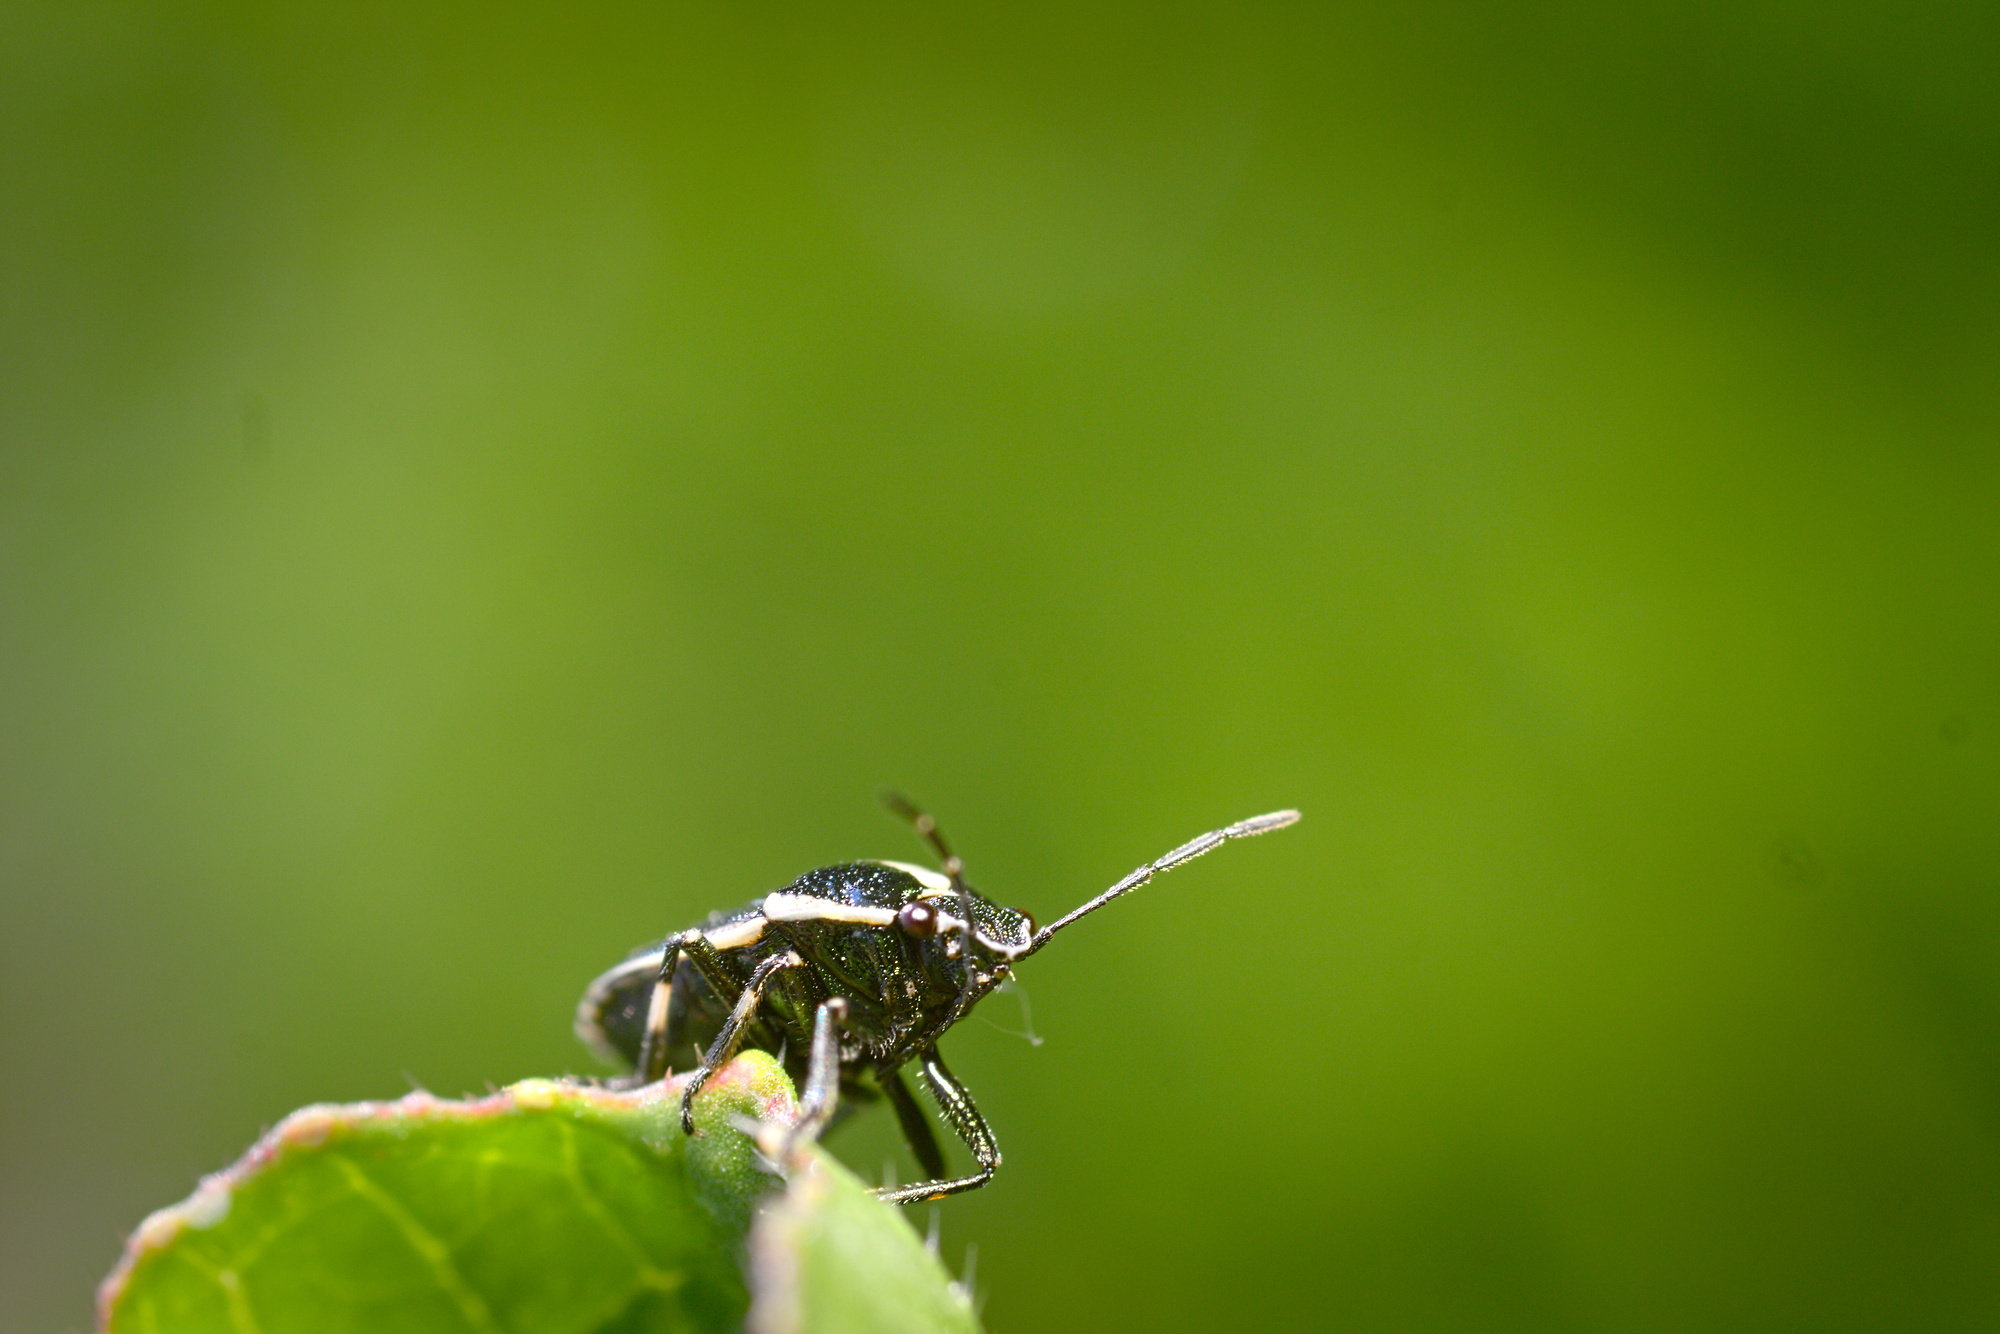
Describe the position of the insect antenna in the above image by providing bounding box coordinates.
[880,790,981,997]
[1020,809,1300,957]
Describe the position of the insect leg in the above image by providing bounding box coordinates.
[1022,808,1300,956]
[634,944,684,1085]
[878,1065,948,1182]
[782,997,850,1157]
[678,950,804,1134]
[676,929,756,1010]
[872,1045,999,1205]
[635,928,753,1084]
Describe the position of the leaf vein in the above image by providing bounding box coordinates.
[331,1154,502,1334]
[556,1121,684,1294]
[168,1245,264,1334]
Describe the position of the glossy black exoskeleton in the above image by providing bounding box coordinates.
[576,796,1297,1203]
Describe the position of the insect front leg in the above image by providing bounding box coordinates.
[872,1045,1000,1205]
[636,928,751,1084]
[678,950,805,1134]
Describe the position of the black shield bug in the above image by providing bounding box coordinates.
[575,795,1299,1203]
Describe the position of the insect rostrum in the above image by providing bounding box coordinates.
[576,796,1299,1204]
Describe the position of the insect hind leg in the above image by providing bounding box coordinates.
[636,928,753,1085]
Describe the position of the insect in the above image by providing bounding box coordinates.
[575,795,1299,1203]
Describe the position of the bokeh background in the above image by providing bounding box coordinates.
[5,3,1998,1331]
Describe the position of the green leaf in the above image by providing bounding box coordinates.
[746,1156,981,1334]
[98,1054,982,1334]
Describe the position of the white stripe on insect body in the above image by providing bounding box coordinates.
[760,892,899,927]
[704,915,768,950]
[873,860,954,893]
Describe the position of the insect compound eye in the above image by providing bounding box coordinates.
[896,901,939,938]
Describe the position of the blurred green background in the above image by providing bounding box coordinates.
[4,2,1998,1331]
